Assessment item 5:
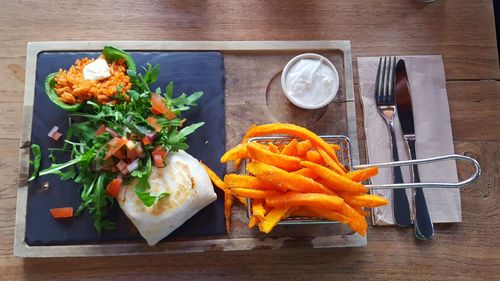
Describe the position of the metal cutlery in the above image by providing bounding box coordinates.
[374,56,412,227]
[394,59,434,239]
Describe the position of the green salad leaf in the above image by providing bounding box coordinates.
[28,144,42,181]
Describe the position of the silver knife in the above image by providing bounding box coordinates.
[395,59,434,240]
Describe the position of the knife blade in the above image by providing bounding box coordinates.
[395,59,434,240]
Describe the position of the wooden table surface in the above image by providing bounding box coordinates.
[1,0,499,280]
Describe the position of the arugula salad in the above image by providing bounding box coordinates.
[29,46,205,233]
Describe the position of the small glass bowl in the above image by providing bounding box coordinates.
[281,53,340,110]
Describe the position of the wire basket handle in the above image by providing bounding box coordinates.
[354,154,481,190]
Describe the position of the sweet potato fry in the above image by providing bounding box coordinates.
[230,187,282,199]
[317,148,346,175]
[220,143,248,164]
[292,168,318,179]
[295,140,312,157]
[281,138,298,156]
[308,207,350,223]
[338,203,367,236]
[200,162,226,191]
[330,144,341,151]
[340,193,389,208]
[315,178,336,191]
[247,161,336,195]
[229,142,269,169]
[267,142,280,153]
[258,206,292,233]
[240,123,341,165]
[305,150,326,165]
[248,215,258,229]
[252,199,267,221]
[266,192,344,210]
[253,142,272,151]
[346,166,379,182]
[235,196,248,206]
[247,142,302,171]
[300,161,368,193]
[224,174,283,191]
[224,191,233,233]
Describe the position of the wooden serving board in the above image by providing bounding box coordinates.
[15,41,361,257]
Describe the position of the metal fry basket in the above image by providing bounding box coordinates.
[243,135,481,225]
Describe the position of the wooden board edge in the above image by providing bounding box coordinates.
[14,233,366,258]
[342,41,355,102]
[14,43,38,257]
[26,40,352,52]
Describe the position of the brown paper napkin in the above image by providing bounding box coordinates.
[357,55,461,225]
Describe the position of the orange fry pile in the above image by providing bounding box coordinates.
[203,123,387,236]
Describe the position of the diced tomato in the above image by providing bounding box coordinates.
[95,124,106,136]
[150,93,176,120]
[152,146,167,160]
[150,93,166,113]
[152,146,167,168]
[153,154,165,168]
[48,126,62,141]
[146,116,162,132]
[104,137,126,160]
[51,131,63,141]
[105,127,118,137]
[150,106,163,115]
[127,146,138,159]
[115,160,128,173]
[124,138,136,150]
[50,207,73,219]
[142,136,151,145]
[106,177,123,197]
[179,118,187,128]
[150,93,164,108]
[164,108,176,120]
[113,148,125,159]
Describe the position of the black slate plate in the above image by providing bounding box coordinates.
[26,51,226,246]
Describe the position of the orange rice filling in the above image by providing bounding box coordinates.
[54,56,132,105]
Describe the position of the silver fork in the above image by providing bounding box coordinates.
[374,56,412,227]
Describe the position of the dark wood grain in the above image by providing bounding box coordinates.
[448,81,500,141]
[0,0,499,279]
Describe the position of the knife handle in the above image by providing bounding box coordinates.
[389,126,412,227]
[406,138,434,239]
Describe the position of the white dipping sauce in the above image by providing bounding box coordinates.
[284,58,337,107]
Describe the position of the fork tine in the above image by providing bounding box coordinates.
[375,57,384,103]
[387,56,396,103]
[381,56,389,103]
[375,57,383,103]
